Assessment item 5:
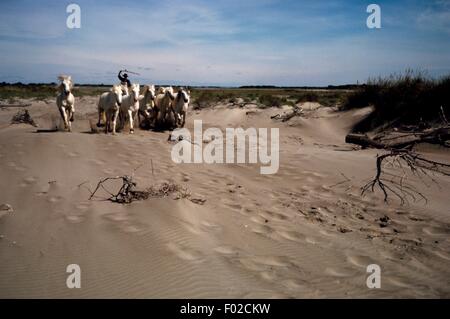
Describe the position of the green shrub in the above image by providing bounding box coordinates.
[342,71,450,131]
[258,94,285,108]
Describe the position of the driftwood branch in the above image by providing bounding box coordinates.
[346,126,450,149]
[362,149,450,204]
[271,106,303,122]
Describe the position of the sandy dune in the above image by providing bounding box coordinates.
[0,96,449,298]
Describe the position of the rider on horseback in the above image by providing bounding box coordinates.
[118,70,131,95]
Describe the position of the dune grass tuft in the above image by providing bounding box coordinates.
[342,71,450,131]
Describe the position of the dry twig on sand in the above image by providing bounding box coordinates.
[11,109,38,127]
[362,149,450,204]
[88,176,191,204]
[86,167,197,204]
[89,175,139,203]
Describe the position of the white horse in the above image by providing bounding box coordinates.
[119,83,143,134]
[97,85,123,135]
[138,84,156,126]
[56,75,75,132]
[154,86,175,126]
[172,87,190,127]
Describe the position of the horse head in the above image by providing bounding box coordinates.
[147,85,156,100]
[157,87,165,95]
[112,85,123,106]
[178,87,190,103]
[130,83,140,103]
[165,86,175,100]
[58,75,73,95]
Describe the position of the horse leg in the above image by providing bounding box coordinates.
[128,110,134,134]
[156,110,161,125]
[57,106,65,129]
[67,108,74,132]
[67,111,72,132]
[140,109,147,124]
[117,111,122,131]
[182,112,186,127]
[69,103,75,122]
[97,109,103,127]
[105,111,110,134]
[60,106,69,130]
[153,109,159,126]
[119,110,125,131]
[112,110,119,135]
[134,111,139,129]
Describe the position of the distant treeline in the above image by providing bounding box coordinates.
[0,82,360,90]
[0,82,112,87]
[239,84,360,90]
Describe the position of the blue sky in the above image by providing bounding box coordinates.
[0,0,449,86]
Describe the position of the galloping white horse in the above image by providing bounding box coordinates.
[56,75,75,132]
[120,83,143,134]
[172,87,190,127]
[138,84,156,125]
[154,86,175,126]
[97,85,123,135]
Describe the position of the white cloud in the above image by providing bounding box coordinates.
[0,3,65,39]
[417,10,450,34]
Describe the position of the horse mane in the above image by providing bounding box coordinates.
[57,74,73,89]
[144,85,155,92]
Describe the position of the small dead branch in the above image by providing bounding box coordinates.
[89,175,138,203]
[11,109,38,127]
[328,172,352,188]
[77,180,89,188]
[362,149,450,204]
[271,106,303,122]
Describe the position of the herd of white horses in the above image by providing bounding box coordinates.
[56,75,190,133]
